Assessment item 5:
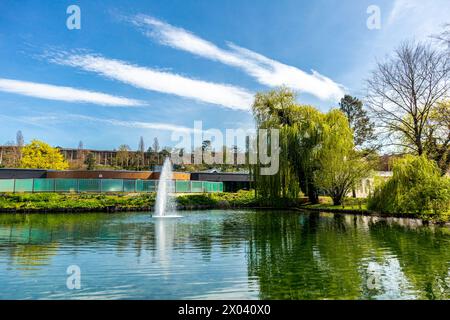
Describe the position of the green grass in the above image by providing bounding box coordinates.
[0,191,258,211]
[1,192,447,222]
[0,193,156,210]
[302,197,368,212]
[301,196,449,222]
[176,190,259,208]
[303,203,368,212]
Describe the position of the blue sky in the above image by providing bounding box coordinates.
[0,0,448,150]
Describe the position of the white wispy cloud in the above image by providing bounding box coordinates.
[131,15,345,101]
[47,51,253,111]
[387,0,449,40]
[26,114,198,134]
[0,78,143,107]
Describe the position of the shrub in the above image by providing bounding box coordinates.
[368,155,450,220]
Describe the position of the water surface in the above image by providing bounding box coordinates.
[0,210,449,299]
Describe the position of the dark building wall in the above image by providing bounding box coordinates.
[190,172,250,182]
[190,172,251,192]
[222,181,250,192]
[0,169,47,179]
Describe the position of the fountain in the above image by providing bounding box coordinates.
[153,157,181,218]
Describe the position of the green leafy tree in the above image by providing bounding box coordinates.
[252,88,360,204]
[201,140,212,152]
[20,140,69,170]
[251,88,303,202]
[339,95,375,148]
[423,101,450,175]
[314,110,371,205]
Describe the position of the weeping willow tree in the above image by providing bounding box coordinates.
[251,88,364,205]
[251,88,301,202]
[286,106,325,203]
[368,155,450,218]
[313,109,371,205]
[252,88,340,204]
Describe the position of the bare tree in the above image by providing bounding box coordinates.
[434,24,450,49]
[138,136,145,169]
[77,140,85,162]
[15,130,24,163]
[117,144,131,168]
[152,137,159,153]
[152,137,160,164]
[367,41,449,158]
[16,131,24,148]
[138,137,145,154]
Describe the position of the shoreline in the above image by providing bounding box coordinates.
[0,203,448,226]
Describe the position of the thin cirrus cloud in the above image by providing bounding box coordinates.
[131,15,345,102]
[387,0,449,39]
[0,78,143,107]
[26,114,199,134]
[46,51,254,111]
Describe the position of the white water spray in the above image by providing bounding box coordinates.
[154,158,178,217]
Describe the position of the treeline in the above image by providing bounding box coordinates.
[252,33,450,218]
[0,135,249,172]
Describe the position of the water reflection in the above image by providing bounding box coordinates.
[0,210,448,299]
[154,219,177,273]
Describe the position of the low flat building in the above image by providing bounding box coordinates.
[190,171,251,192]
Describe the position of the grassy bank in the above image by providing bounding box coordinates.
[0,191,260,213]
[0,191,447,223]
[302,197,368,213]
[0,193,157,212]
[303,197,449,223]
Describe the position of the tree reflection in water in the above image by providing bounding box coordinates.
[0,211,448,299]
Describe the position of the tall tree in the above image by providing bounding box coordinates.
[138,136,145,154]
[152,137,160,153]
[313,109,370,205]
[77,140,85,162]
[339,95,375,148]
[251,88,301,201]
[84,152,96,170]
[152,137,160,164]
[252,88,364,204]
[252,88,331,203]
[15,130,24,164]
[423,100,450,174]
[367,41,449,162]
[138,136,145,169]
[16,131,24,148]
[202,140,212,152]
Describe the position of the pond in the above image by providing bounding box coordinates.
[0,210,449,299]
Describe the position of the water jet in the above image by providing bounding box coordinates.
[153,157,182,218]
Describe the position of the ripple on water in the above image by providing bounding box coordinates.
[0,210,448,299]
